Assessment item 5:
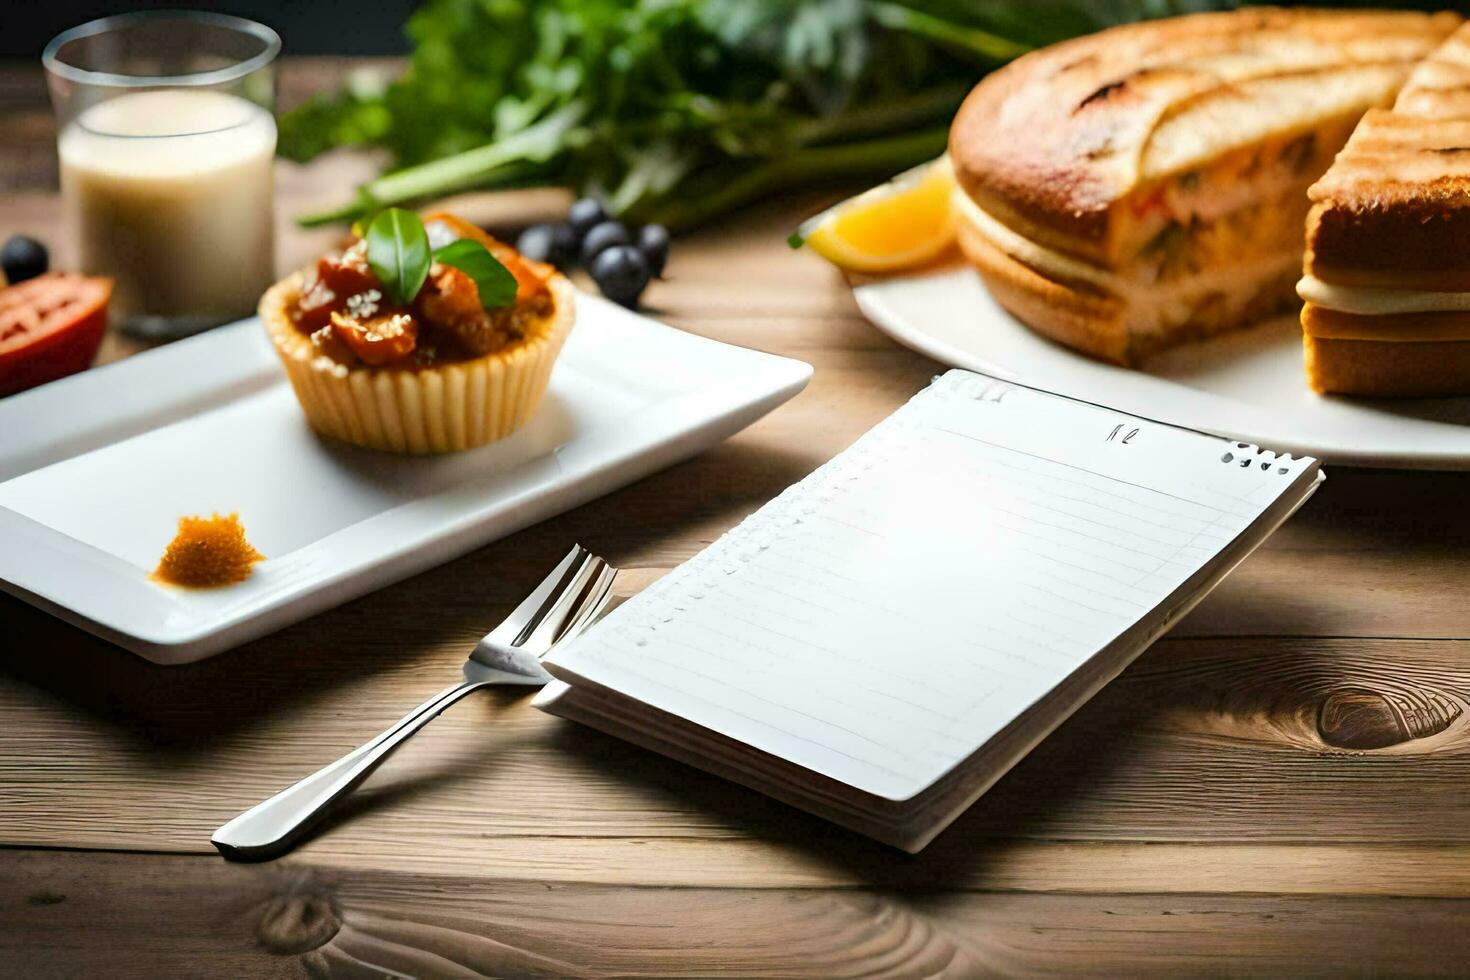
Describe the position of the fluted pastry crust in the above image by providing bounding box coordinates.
[261,272,574,453]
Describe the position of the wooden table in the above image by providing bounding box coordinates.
[4,59,1470,977]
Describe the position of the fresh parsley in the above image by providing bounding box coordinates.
[284,1,1416,233]
[275,1,1124,230]
[364,208,431,307]
[432,238,518,309]
[363,209,516,310]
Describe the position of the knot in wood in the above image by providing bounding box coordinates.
[256,891,341,955]
[1317,686,1461,750]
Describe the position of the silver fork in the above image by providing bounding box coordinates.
[212,544,617,862]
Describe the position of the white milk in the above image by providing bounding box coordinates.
[59,89,276,329]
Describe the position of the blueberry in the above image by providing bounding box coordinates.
[637,223,670,278]
[580,220,630,266]
[1,235,48,285]
[516,224,556,263]
[517,222,580,269]
[548,222,579,266]
[590,245,651,308]
[567,197,609,239]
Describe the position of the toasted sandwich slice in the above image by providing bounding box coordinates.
[950,8,1460,366]
[1301,23,1470,396]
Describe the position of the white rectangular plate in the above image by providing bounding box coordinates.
[0,295,811,663]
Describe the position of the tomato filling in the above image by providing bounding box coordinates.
[290,215,553,368]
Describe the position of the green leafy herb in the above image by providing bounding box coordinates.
[281,0,1434,231]
[361,209,518,310]
[365,208,431,306]
[433,239,519,309]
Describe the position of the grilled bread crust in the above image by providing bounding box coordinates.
[1307,25,1470,290]
[952,8,1459,268]
[1303,23,1470,395]
[954,212,1129,363]
[1302,304,1470,342]
[956,211,1301,366]
[1304,335,1470,397]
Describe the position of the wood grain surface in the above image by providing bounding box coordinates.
[3,58,1470,977]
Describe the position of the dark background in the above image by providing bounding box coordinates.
[3,0,415,58]
[12,1,1466,60]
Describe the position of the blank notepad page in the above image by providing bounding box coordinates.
[546,371,1315,801]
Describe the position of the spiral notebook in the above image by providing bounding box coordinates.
[534,370,1323,851]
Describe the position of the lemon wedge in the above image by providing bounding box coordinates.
[795,157,956,273]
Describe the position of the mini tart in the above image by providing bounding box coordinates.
[261,271,574,453]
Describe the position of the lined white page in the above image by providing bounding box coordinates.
[543,370,1316,801]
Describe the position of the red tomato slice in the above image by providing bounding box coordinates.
[329,310,418,366]
[0,273,112,397]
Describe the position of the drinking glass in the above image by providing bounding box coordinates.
[44,12,281,339]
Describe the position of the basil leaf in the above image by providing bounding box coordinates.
[432,238,519,310]
[365,208,431,307]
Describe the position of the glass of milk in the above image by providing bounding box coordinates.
[44,12,281,339]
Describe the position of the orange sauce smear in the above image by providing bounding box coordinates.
[152,512,264,588]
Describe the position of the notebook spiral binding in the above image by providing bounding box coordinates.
[1221,441,1295,475]
[934,372,1301,477]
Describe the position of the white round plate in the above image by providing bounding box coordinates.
[854,265,1470,469]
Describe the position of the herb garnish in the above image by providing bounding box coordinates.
[432,239,519,309]
[364,208,431,307]
[363,209,515,310]
[278,1,1140,231]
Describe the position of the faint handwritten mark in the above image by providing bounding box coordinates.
[1106,425,1139,444]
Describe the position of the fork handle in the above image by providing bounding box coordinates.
[211,679,490,861]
